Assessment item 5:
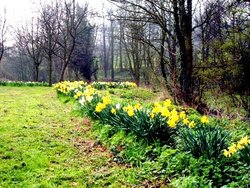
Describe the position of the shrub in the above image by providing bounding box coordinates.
[178,116,230,159]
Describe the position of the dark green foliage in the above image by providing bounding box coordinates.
[178,124,229,159]
[92,121,250,187]
[238,144,250,165]
[96,106,176,145]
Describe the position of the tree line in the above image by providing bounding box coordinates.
[0,0,95,86]
[100,0,249,113]
[0,0,249,114]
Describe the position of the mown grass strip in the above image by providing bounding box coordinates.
[0,87,144,187]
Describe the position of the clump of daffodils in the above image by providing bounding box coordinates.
[149,99,192,129]
[91,81,137,89]
[53,81,87,95]
[95,95,112,113]
[54,81,136,95]
[223,136,250,157]
[200,115,209,124]
[123,105,135,117]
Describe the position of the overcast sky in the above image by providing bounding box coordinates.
[1,0,113,45]
[1,0,112,27]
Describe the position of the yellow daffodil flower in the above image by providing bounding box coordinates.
[127,109,134,117]
[95,103,106,112]
[183,118,189,125]
[167,119,176,128]
[223,149,231,157]
[134,103,142,110]
[238,136,250,146]
[228,144,237,154]
[161,108,170,117]
[179,111,186,119]
[164,99,171,107]
[111,108,116,115]
[188,121,195,128]
[102,96,111,105]
[200,115,209,124]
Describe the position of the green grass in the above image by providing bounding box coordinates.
[1,85,249,187]
[0,86,146,187]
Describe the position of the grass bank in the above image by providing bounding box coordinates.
[0,87,143,187]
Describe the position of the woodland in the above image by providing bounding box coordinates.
[0,0,249,187]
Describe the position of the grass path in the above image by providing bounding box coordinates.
[0,87,139,187]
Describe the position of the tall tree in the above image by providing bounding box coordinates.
[56,0,90,81]
[102,13,109,78]
[111,0,195,104]
[70,4,95,82]
[16,19,44,82]
[172,0,193,104]
[39,2,60,85]
[0,9,7,63]
[109,18,115,81]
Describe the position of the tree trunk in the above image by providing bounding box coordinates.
[34,65,39,82]
[48,55,53,86]
[103,19,108,78]
[173,0,193,105]
[119,22,123,72]
[110,20,115,81]
[59,62,67,82]
[160,29,167,83]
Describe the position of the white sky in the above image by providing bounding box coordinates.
[1,0,112,27]
[0,0,113,45]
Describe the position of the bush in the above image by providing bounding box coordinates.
[178,118,229,159]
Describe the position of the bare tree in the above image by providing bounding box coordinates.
[110,0,198,105]
[107,10,116,81]
[55,0,90,81]
[16,19,44,82]
[0,9,7,63]
[102,12,109,78]
[39,2,60,85]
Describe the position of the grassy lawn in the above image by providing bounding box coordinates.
[0,87,142,187]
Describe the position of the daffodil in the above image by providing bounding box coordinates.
[115,103,121,110]
[127,109,134,117]
[79,97,86,105]
[200,115,209,124]
[86,96,93,102]
[164,99,171,107]
[102,96,111,105]
[134,103,142,110]
[150,112,155,119]
[179,111,186,119]
[238,136,250,146]
[228,144,237,154]
[188,121,195,128]
[167,119,176,128]
[223,149,231,157]
[95,103,106,112]
[170,109,179,122]
[237,143,244,150]
[111,108,117,115]
[161,108,170,117]
[183,118,189,125]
